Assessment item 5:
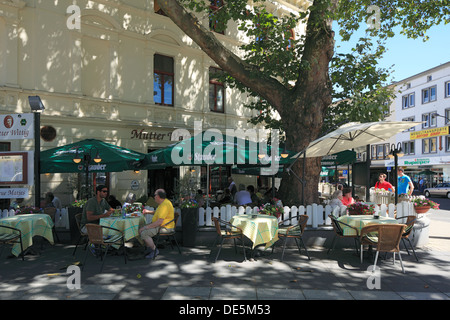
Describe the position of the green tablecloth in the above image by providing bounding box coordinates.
[0,214,54,257]
[100,216,146,242]
[337,215,398,236]
[230,214,279,249]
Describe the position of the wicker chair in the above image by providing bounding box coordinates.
[0,225,24,261]
[360,224,406,273]
[273,215,310,261]
[328,214,360,255]
[72,213,88,256]
[211,217,247,263]
[82,224,127,272]
[396,215,419,261]
[153,212,181,259]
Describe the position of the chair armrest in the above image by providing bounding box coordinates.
[0,225,22,235]
[360,225,380,238]
[220,219,243,233]
[101,225,123,235]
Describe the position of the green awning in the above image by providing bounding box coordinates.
[320,150,356,167]
[40,139,147,173]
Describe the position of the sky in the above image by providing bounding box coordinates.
[333,23,450,84]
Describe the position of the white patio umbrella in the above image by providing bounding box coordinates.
[292,121,423,159]
[288,120,423,204]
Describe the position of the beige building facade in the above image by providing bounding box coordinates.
[0,0,307,207]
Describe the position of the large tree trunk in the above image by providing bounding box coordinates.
[158,0,336,205]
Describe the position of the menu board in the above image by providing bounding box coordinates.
[0,152,28,185]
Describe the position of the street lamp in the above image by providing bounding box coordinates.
[28,96,45,207]
[72,146,102,199]
[388,142,404,204]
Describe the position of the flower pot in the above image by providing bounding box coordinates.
[414,205,431,214]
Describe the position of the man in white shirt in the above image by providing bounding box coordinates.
[234,184,252,206]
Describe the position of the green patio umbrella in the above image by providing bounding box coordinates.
[418,169,438,175]
[40,139,147,173]
[143,131,294,169]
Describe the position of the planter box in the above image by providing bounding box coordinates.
[181,208,199,247]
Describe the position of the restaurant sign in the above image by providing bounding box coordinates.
[0,113,34,140]
[410,126,449,140]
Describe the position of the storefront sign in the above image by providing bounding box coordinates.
[130,128,173,141]
[385,156,450,167]
[0,113,34,140]
[410,126,449,140]
[0,188,28,199]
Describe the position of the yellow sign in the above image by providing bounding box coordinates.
[410,126,449,140]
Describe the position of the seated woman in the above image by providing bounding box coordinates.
[341,188,355,206]
[329,190,343,209]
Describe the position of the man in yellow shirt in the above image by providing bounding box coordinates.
[139,189,174,259]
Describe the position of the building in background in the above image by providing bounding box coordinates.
[0,0,308,208]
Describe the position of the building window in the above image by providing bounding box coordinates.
[422,137,437,154]
[446,136,450,152]
[154,0,167,16]
[209,67,225,113]
[422,86,436,104]
[402,93,415,109]
[427,75,432,82]
[209,0,225,34]
[402,116,416,131]
[445,81,450,98]
[402,141,415,155]
[154,54,174,106]
[371,143,389,160]
[422,112,437,128]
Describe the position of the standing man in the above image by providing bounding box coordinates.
[80,185,114,233]
[397,168,414,196]
[139,189,175,259]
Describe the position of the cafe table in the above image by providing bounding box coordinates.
[0,214,54,257]
[229,214,279,250]
[99,215,146,243]
[337,214,398,236]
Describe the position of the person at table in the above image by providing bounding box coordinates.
[398,168,414,196]
[247,185,260,207]
[227,177,237,200]
[80,185,114,233]
[139,189,175,259]
[374,173,394,192]
[234,184,252,206]
[107,194,122,209]
[218,188,232,204]
[341,188,355,206]
[329,190,343,209]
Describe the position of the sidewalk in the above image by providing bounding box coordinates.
[0,210,449,301]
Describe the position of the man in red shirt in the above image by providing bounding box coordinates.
[375,173,394,192]
[341,188,355,206]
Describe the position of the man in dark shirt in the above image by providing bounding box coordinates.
[80,185,113,232]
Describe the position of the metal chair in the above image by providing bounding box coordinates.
[360,224,406,273]
[72,213,88,256]
[82,224,127,272]
[396,215,419,261]
[211,217,247,263]
[328,214,360,255]
[153,212,181,259]
[0,225,24,261]
[274,215,310,261]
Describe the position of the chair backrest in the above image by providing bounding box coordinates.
[85,224,105,245]
[328,214,343,235]
[44,207,57,221]
[374,224,405,253]
[75,213,84,234]
[212,217,222,235]
[297,215,308,234]
[397,215,416,237]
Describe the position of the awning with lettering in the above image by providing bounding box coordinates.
[320,150,356,167]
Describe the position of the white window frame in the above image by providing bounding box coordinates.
[422,86,437,104]
[422,112,437,129]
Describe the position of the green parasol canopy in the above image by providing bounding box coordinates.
[320,150,356,167]
[143,131,294,170]
[40,139,147,173]
[418,169,438,175]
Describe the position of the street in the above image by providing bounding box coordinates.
[427,196,450,223]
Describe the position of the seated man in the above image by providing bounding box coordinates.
[139,189,175,259]
[341,188,355,206]
[80,185,114,233]
[234,184,252,206]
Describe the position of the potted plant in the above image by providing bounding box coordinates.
[347,202,376,216]
[258,202,284,219]
[412,197,439,214]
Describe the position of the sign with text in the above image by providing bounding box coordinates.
[410,126,449,140]
[0,188,29,199]
[0,113,34,140]
[0,152,28,185]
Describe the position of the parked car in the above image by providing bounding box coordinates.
[423,183,450,198]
